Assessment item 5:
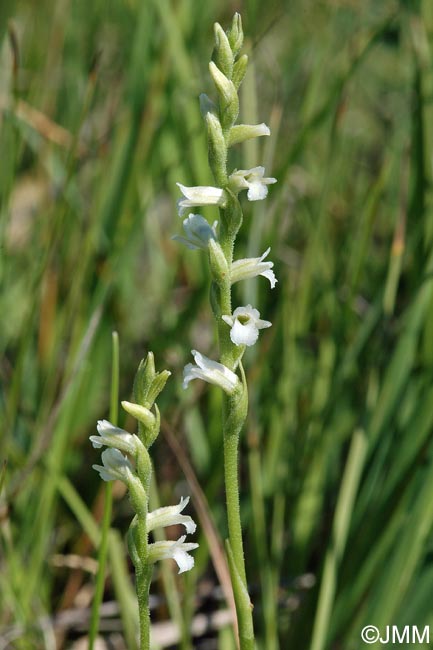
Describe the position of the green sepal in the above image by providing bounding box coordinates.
[133,353,155,405]
[230,342,246,370]
[227,13,244,57]
[232,54,248,90]
[225,382,248,441]
[213,23,234,79]
[209,61,239,131]
[206,111,228,186]
[208,238,230,285]
[132,353,171,410]
[127,474,148,519]
[145,369,171,409]
[220,189,243,240]
[127,518,142,569]
[144,403,161,449]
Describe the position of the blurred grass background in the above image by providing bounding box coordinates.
[2,0,433,648]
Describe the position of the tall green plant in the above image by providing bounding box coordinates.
[175,14,277,648]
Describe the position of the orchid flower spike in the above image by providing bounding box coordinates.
[147,496,196,535]
[229,166,277,201]
[176,183,226,216]
[231,247,277,288]
[183,350,239,395]
[148,536,199,574]
[172,213,218,250]
[222,305,272,347]
[90,420,143,456]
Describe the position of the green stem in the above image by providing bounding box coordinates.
[132,509,152,650]
[217,214,255,648]
[223,398,247,586]
[136,563,153,650]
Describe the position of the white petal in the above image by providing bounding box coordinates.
[261,269,277,288]
[230,318,259,346]
[91,419,138,455]
[256,318,272,330]
[235,166,264,178]
[176,183,225,203]
[92,464,113,482]
[147,497,197,535]
[148,536,199,574]
[172,234,201,250]
[183,351,239,394]
[221,314,234,326]
[247,181,268,201]
[173,547,195,573]
[257,124,270,136]
[232,305,260,320]
[101,448,134,481]
[182,363,195,389]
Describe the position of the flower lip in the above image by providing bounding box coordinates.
[222,305,272,347]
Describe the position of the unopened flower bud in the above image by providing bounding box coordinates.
[122,401,155,429]
[209,61,239,129]
[232,54,248,89]
[145,370,171,408]
[213,23,233,78]
[206,112,227,185]
[133,352,155,405]
[227,12,244,55]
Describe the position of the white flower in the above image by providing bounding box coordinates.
[231,247,277,288]
[229,166,277,201]
[176,183,226,216]
[147,496,196,534]
[172,213,218,250]
[222,305,272,347]
[183,350,239,395]
[148,535,199,574]
[92,448,135,483]
[90,419,142,456]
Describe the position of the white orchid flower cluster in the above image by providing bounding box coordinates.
[91,354,198,575]
[173,15,277,396]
